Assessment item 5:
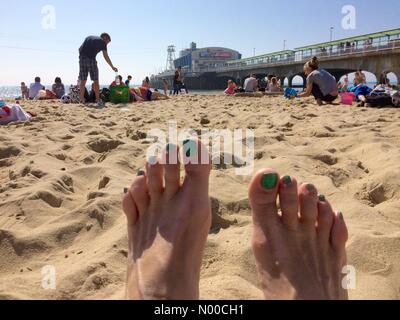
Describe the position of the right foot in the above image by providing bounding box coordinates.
[249,169,349,300]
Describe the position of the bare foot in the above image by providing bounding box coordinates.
[249,169,349,300]
[122,141,212,300]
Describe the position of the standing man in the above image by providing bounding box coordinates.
[177,66,189,94]
[79,33,118,106]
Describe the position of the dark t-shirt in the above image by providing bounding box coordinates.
[79,36,107,60]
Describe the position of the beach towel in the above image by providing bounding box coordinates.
[0,104,32,125]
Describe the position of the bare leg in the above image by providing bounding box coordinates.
[93,81,100,103]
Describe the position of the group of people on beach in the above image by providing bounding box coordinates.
[225,56,399,108]
[20,77,65,100]
[224,74,283,95]
[19,33,169,107]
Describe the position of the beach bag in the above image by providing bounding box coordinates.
[365,95,393,108]
[100,88,110,102]
[69,85,81,103]
[340,92,355,105]
[110,85,130,104]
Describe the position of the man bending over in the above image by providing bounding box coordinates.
[79,33,118,107]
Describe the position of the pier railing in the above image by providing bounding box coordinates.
[156,40,400,77]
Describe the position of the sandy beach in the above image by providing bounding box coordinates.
[0,95,399,300]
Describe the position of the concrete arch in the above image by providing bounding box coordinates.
[379,70,399,85]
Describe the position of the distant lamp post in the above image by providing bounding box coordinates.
[283,40,287,50]
[330,27,334,42]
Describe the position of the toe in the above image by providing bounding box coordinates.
[249,169,280,225]
[182,140,211,189]
[146,156,164,197]
[123,190,138,228]
[163,144,181,198]
[298,183,319,226]
[278,175,299,229]
[317,195,335,242]
[129,171,150,214]
[331,212,348,253]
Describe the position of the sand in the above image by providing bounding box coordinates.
[0,95,399,300]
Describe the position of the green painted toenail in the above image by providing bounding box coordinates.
[183,140,197,158]
[137,170,145,176]
[319,195,326,202]
[306,184,315,192]
[338,212,344,220]
[283,176,292,186]
[261,173,278,190]
[123,187,129,194]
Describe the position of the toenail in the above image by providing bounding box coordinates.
[123,187,129,194]
[183,140,197,158]
[319,195,326,202]
[306,184,315,193]
[148,156,158,165]
[338,212,344,220]
[137,170,145,176]
[283,175,292,186]
[261,173,278,190]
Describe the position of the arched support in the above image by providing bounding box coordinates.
[288,76,294,88]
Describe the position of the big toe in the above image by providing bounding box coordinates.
[182,139,211,191]
[249,169,280,225]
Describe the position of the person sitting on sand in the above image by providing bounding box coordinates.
[52,77,65,99]
[267,77,282,93]
[20,82,29,100]
[224,80,237,95]
[142,77,151,89]
[343,71,372,104]
[122,140,349,300]
[110,75,125,88]
[298,57,338,105]
[130,86,169,102]
[29,77,45,99]
[243,74,258,93]
[125,75,133,87]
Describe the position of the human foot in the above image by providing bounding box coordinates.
[122,141,212,300]
[249,169,349,300]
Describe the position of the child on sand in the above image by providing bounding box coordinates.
[267,77,282,93]
[20,82,29,99]
[224,80,237,95]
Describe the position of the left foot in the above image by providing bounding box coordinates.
[122,141,212,300]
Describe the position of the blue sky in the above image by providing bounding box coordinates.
[0,0,399,86]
